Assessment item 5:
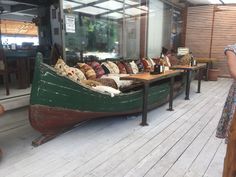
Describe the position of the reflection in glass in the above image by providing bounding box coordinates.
[63,0,147,62]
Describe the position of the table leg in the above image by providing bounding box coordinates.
[3,73,9,95]
[197,68,203,93]
[205,62,209,81]
[141,82,149,126]
[185,70,191,100]
[167,76,174,111]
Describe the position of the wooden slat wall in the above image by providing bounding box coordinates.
[211,6,236,77]
[185,6,214,58]
[186,5,236,77]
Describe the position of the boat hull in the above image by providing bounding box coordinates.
[29,53,185,146]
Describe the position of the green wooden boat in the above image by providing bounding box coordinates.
[29,53,186,146]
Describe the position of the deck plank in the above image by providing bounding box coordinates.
[64,79,227,177]
[77,79,230,177]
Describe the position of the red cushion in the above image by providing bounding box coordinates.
[141,59,151,71]
[88,61,105,78]
[122,62,133,74]
[116,61,127,74]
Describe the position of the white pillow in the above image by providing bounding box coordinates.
[92,85,121,97]
[101,62,114,73]
[107,61,120,74]
[73,68,87,81]
[129,61,139,74]
[165,56,171,67]
[148,57,155,67]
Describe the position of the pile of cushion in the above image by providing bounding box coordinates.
[54,59,142,97]
[53,55,181,96]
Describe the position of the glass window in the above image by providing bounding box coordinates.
[147,0,183,57]
[62,0,181,62]
[62,0,148,62]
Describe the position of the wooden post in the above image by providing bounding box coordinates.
[209,5,216,58]
[139,0,148,58]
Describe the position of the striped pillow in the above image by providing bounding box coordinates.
[107,61,120,74]
[75,63,96,80]
[122,62,133,74]
[89,61,105,78]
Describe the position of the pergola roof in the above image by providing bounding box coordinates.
[63,0,148,19]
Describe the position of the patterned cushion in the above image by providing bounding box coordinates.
[75,63,96,80]
[122,62,133,74]
[102,74,133,89]
[141,58,151,72]
[147,58,155,67]
[135,60,144,72]
[65,67,81,82]
[73,68,86,81]
[107,61,120,74]
[165,56,171,67]
[88,61,105,78]
[101,62,113,74]
[116,61,127,74]
[129,61,139,74]
[179,54,191,66]
[95,78,118,89]
[54,58,68,76]
[54,59,86,82]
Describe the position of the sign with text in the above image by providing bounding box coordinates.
[177,47,189,56]
[65,15,75,33]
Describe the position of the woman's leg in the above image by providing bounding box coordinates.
[223,108,236,177]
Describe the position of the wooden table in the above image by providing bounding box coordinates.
[170,63,206,100]
[121,70,181,126]
[195,58,218,81]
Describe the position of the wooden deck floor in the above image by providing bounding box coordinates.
[0,78,232,177]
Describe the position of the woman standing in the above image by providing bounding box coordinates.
[216,44,236,177]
